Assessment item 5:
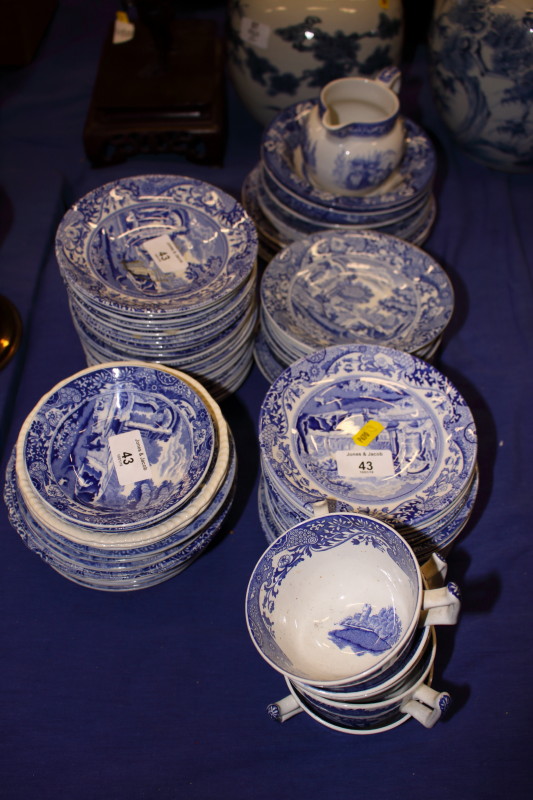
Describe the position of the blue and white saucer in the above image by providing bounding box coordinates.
[260,230,454,358]
[261,106,436,213]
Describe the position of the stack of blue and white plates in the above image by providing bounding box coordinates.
[4,362,237,591]
[241,102,437,263]
[257,344,478,562]
[55,175,259,400]
[254,229,454,383]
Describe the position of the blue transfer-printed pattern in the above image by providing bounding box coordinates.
[21,364,216,529]
[430,0,533,169]
[4,448,237,585]
[261,110,436,211]
[332,148,399,192]
[260,229,453,354]
[7,438,237,562]
[258,344,477,527]
[246,513,419,678]
[55,175,257,314]
[266,704,281,720]
[228,2,402,105]
[439,694,452,715]
[328,604,402,656]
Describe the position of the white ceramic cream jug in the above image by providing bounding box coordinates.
[301,66,405,195]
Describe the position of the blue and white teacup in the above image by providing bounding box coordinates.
[245,512,460,690]
[301,67,405,196]
[268,628,451,732]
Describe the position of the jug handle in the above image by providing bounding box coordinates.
[375,66,401,95]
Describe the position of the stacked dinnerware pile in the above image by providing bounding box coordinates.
[257,344,478,562]
[55,175,259,400]
[246,512,461,734]
[254,229,454,383]
[3,362,236,591]
[241,100,437,263]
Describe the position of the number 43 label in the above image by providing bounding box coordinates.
[108,430,153,486]
[336,449,394,478]
[142,234,188,278]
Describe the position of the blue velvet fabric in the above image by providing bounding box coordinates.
[0,2,531,798]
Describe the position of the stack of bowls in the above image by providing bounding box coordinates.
[258,343,478,562]
[246,512,460,734]
[3,362,236,591]
[241,100,437,264]
[55,175,259,400]
[254,229,454,383]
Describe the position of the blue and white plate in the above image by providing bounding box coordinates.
[258,344,477,533]
[258,166,435,237]
[261,163,432,228]
[261,107,436,213]
[56,175,258,315]
[17,363,216,530]
[260,230,454,357]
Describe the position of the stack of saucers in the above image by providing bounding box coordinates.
[241,102,437,262]
[246,513,460,734]
[3,362,237,591]
[254,229,454,383]
[257,344,478,562]
[55,175,259,400]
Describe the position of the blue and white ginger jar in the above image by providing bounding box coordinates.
[227,0,404,127]
[429,0,533,171]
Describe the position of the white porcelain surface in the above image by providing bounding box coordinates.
[260,229,454,356]
[246,512,460,688]
[302,68,405,195]
[227,0,404,126]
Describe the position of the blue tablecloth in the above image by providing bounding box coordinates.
[1,2,531,798]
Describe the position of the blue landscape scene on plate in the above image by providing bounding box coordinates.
[294,377,440,503]
[55,175,257,314]
[23,365,215,528]
[258,344,478,526]
[261,230,454,353]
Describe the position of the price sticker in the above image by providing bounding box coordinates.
[240,17,270,49]
[108,430,153,486]
[336,448,394,479]
[353,419,385,447]
[141,234,189,278]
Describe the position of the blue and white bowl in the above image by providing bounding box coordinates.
[4,362,237,591]
[55,175,259,399]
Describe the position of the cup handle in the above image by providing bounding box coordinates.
[420,582,461,626]
[400,684,452,729]
[420,552,448,588]
[376,66,401,95]
[267,694,303,723]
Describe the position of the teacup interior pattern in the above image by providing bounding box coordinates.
[246,513,421,685]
